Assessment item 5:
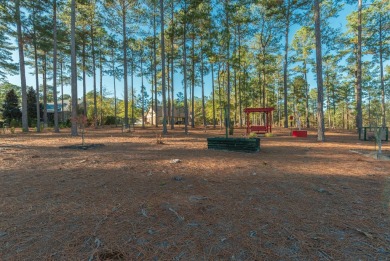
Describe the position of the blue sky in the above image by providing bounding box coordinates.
[7,3,357,102]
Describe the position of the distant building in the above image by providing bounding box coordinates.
[145,105,189,125]
[47,100,71,122]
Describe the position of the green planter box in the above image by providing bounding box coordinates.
[207,137,260,153]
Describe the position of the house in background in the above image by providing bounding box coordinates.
[47,100,71,122]
[145,105,189,125]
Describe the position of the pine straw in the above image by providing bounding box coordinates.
[0,127,389,260]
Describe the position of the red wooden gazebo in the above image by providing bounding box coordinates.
[244,107,275,134]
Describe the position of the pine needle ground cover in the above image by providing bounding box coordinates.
[0,127,389,260]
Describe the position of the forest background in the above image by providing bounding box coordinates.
[0,0,389,139]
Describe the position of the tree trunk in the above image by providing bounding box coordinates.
[191,35,195,128]
[212,63,215,128]
[160,0,168,134]
[238,25,242,127]
[141,57,145,129]
[170,55,175,129]
[356,0,363,131]
[53,0,59,132]
[43,53,48,128]
[82,38,87,117]
[131,50,134,125]
[304,61,309,128]
[99,37,103,126]
[326,71,331,128]
[262,47,266,109]
[183,1,188,134]
[277,82,281,126]
[60,55,64,122]
[15,0,28,132]
[151,55,154,125]
[70,0,78,136]
[346,100,350,130]
[92,25,98,126]
[283,10,290,128]
[379,15,386,127]
[218,64,222,129]
[234,66,237,126]
[122,6,128,128]
[170,0,175,129]
[201,45,206,127]
[112,49,117,126]
[368,93,371,122]
[225,0,231,134]
[332,82,336,128]
[153,3,158,127]
[33,24,40,132]
[167,57,171,125]
[314,0,325,141]
[233,28,237,126]
[257,68,263,107]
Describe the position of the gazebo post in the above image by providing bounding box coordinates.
[246,111,250,134]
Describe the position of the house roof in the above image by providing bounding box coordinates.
[47,100,71,113]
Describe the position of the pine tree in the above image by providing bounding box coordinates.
[366,0,390,127]
[1,89,22,124]
[291,26,314,128]
[261,0,311,128]
[103,0,137,129]
[314,0,325,141]
[160,0,168,134]
[26,87,37,126]
[0,2,17,81]
[53,0,59,132]
[70,0,78,136]
[15,0,28,132]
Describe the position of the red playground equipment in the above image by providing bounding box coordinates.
[244,107,275,134]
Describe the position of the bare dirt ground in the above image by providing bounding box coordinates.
[0,126,389,260]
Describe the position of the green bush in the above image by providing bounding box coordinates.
[10,119,19,128]
[58,119,72,129]
[105,116,116,125]
[248,132,257,139]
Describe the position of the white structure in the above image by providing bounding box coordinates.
[145,105,188,125]
[47,100,71,122]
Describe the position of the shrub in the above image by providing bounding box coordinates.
[10,119,19,128]
[63,119,71,127]
[248,132,257,139]
[105,116,116,125]
[59,123,68,129]
[2,89,22,123]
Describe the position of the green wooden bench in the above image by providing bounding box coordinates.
[207,137,260,153]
